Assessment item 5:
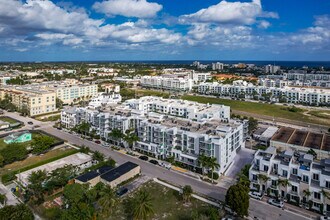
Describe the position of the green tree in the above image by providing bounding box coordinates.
[198,154,209,178]
[131,190,154,220]
[31,135,55,154]
[0,154,4,167]
[45,165,77,192]
[56,98,64,109]
[0,204,34,220]
[27,170,47,204]
[92,151,105,162]
[123,129,139,149]
[248,117,258,134]
[225,184,249,217]
[207,157,220,183]
[109,128,124,145]
[0,194,6,206]
[0,143,27,165]
[97,185,117,218]
[182,185,193,203]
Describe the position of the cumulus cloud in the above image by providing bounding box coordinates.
[0,0,179,49]
[180,0,277,25]
[93,0,162,18]
[290,15,330,47]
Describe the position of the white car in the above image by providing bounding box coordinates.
[320,216,330,220]
[248,191,263,200]
[160,162,172,169]
[268,198,284,208]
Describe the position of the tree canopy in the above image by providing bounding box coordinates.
[225,184,249,217]
[0,204,34,220]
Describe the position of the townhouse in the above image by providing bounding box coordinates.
[249,147,330,215]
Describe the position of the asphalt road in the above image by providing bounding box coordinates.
[3,111,317,220]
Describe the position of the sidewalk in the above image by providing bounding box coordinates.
[153,178,220,207]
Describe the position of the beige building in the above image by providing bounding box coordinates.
[0,87,57,116]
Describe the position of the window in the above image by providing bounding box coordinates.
[314,192,321,200]
[253,175,257,181]
[313,173,319,181]
[264,165,269,172]
[292,185,297,192]
[292,168,297,175]
[326,181,330,189]
[272,180,277,186]
[302,175,309,183]
[282,170,288,177]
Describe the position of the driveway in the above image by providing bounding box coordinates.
[225,147,255,178]
[0,183,20,206]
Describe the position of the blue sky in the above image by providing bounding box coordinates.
[0,0,329,61]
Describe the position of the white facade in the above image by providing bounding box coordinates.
[61,96,243,175]
[198,82,330,106]
[212,62,224,71]
[249,147,330,215]
[265,65,280,74]
[88,92,122,109]
[140,76,193,91]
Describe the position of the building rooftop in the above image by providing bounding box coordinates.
[75,166,113,182]
[101,162,139,182]
[271,127,295,143]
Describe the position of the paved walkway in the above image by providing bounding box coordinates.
[153,178,220,207]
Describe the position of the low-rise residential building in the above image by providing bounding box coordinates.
[61,96,244,175]
[140,75,193,91]
[17,152,94,187]
[198,82,330,106]
[249,147,330,215]
[100,162,140,188]
[270,127,330,159]
[75,165,113,187]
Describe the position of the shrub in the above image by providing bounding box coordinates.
[2,172,16,184]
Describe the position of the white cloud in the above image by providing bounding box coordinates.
[180,0,278,26]
[258,20,271,29]
[93,0,162,18]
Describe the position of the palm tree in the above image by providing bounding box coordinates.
[131,190,154,220]
[258,174,270,192]
[97,186,117,218]
[198,154,208,179]
[207,157,220,183]
[123,129,139,150]
[303,189,311,203]
[109,129,124,145]
[182,185,193,203]
[321,189,330,207]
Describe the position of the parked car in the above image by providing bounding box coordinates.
[27,121,33,125]
[160,162,172,169]
[149,159,159,165]
[116,187,128,197]
[268,198,284,208]
[320,216,330,220]
[248,191,263,200]
[138,155,149,161]
[95,140,101,144]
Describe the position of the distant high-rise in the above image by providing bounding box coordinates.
[212,62,224,71]
[265,64,280,74]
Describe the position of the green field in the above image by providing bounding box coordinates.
[0,116,18,124]
[181,95,330,126]
[111,181,216,220]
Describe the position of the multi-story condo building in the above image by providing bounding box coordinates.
[212,62,224,71]
[140,72,211,91]
[198,82,330,106]
[249,147,330,215]
[140,76,193,91]
[2,80,98,105]
[0,87,57,116]
[61,96,244,175]
[265,65,280,74]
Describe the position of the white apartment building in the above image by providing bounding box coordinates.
[45,69,76,74]
[198,82,330,106]
[212,62,224,71]
[249,147,330,215]
[140,76,193,91]
[61,96,244,175]
[88,92,122,109]
[265,65,280,74]
[123,96,230,121]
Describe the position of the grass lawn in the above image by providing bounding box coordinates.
[308,110,330,120]
[135,89,171,98]
[111,181,215,220]
[0,147,78,176]
[181,95,330,126]
[0,116,18,124]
